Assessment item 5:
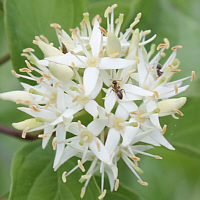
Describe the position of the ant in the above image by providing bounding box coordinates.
[110,80,124,100]
[157,63,163,77]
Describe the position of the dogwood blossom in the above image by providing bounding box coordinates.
[0,3,195,199]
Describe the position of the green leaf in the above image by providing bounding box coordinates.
[4,0,88,72]
[9,140,101,200]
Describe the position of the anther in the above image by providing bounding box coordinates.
[11,70,20,78]
[99,26,107,36]
[164,38,170,49]
[41,73,51,79]
[19,68,32,73]
[153,91,159,98]
[78,84,85,93]
[161,124,167,135]
[173,109,184,116]
[98,50,104,58]
[125,69,136,77]
[104,6,111,18]
[171,45,182,50]
[62,171,67,183]
[155,155,163,159]
[81,174,92,179]
[170,69,181,73]
[95,139,101,152]
[130,155,140,161]
[25,60,34,70]
[50,23,61,29]
[191,71,195,81]
[37,77,44,84]
[78,160,85,172]
[80,187,86,198]
[52,137,57,150]
[29,105,41,112]
[38,134,51,138]
[78,120,82,131]
[133,55,140,63]
[138,180,148,186]
[157,43,167,50]
[174,84,178,94]
[148,67,153,72]
[45,101,50,109]
[114,179,119,191]
[130,20,140,28]
[40,35,49,44]
[22,127,29,138]
[72,95,79,103]
[23,48,35,53]
[55,82,60,88]
[98,189,107,199]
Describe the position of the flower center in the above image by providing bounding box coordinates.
[87,56,98,67]
[78,95,90,104]
[113,118,124,130]
[80,131,93,145]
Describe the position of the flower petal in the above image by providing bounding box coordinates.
[123,84,153,96]
[87,118,107,136]
[85,100,99,119]
[83,67,99,96]
[115,104,129,120]
[89,138,112,165]
[104,88,116,114]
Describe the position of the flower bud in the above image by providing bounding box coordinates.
[48,62,74,82]
[157,97,187,113]
[106,32,121,58]
[0,91,34,103]
[37,40,63,57]
[12,118,44,130]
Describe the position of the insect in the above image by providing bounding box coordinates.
[157,63,163,77]
[110,80,124,100]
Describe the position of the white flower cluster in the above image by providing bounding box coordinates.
[0,4,195,199]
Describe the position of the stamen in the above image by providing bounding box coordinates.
[173,109,184,116]
[55,82,60,88]
[142,30,151,37]
[81,174,92,179]
[72,95,79,103]
[23,48,35,53]
[153,91,159,98]
[50,23,61,29]
[130,20,140,28]
[148,67,153,72]
[125,69,136,77]
[191,71,195,81]
[174,84,178,94]
[52,137,57,150]
[45,101,50,108]
[98,189,106,200]
[162,124,167,135]
[133,55,140,63]
[130,155,140,161]
[164,38,170,49]
[78,84,85,93]
[41,73,51,79]
[98,50,104,58]
[80,187,86,198]
[29,105,41,112]
[92,14,100,26]
[78,120,82,131]
[78,160,85,172]
[138,180,148,186]
[114,179,119,191]
[62,171,67,183]
[22,127,29,138]
[19,68,32,73]
[104,6,111,18]
[155,155,163,159]
[11,70,20,78]
[71,51,87,66]
[37,76,44,84]
[25,60,34,70]
[40,35,49,44]
[157,43,167,50]
[99,26,107,36]
[38,134,51,138]
[95,139,101,152]
[170,69,181,73]
[171,45,182,50]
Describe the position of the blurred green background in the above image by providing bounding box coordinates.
[0,0,200,199]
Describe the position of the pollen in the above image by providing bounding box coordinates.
[114,179,119,191]
[171,45,182,50]
[41,73,51,79]
[170,69,181,73]
[11,70,20,78]
[22,127,29,138]
[78,120,82,131]
[157,43,167,50]
[133,55,140,63]
[29,105,41,112]
[50,23,61,29]
[38,134,51,138]
[191,71,195,81]
[37,77,44,84]
[130,155,140,161]
[95,139,101,152]
[19,68,32,73]
[99,26,107,36]
[98,189,107,200]
[23,48,35,53]
[40,35,49,44]
[25,60,33,70]
[138,180,148,186]
[174,84,178,94]
[62,171,67,183]
[164,38,170,49]
[72,95,79,103]
[162,124,167,135]
[173,109,184,116]
[52,137,57,150]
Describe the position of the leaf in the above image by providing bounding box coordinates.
[9,139,101,200]
[4,0,88,72]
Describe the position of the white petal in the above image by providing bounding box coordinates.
[90,19,101,57]
[42,124,54,149]
[123,84,153,96]
[115,104,129,120]
[89,138,112,165]
[89,77,103,99]
[54,141,80,171]
[56,87,66,111]
[68,122,84,135]
[99,57,136,69]
[131,145,154,153]
[53,126,66,168]
[105,128,120,155]
[46,53,87,68]
[49,104,83,126]
[120,101,138,113]
[140,136,161,146]
[150,130,175,150]
[85,100,99,119]
[121,125,139,147]
[99,70,111,87]
[104,88,116,114]
[104,166,115,191]
[87,118,107,136]
[83,67,99,96]
[17,107,57,118]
